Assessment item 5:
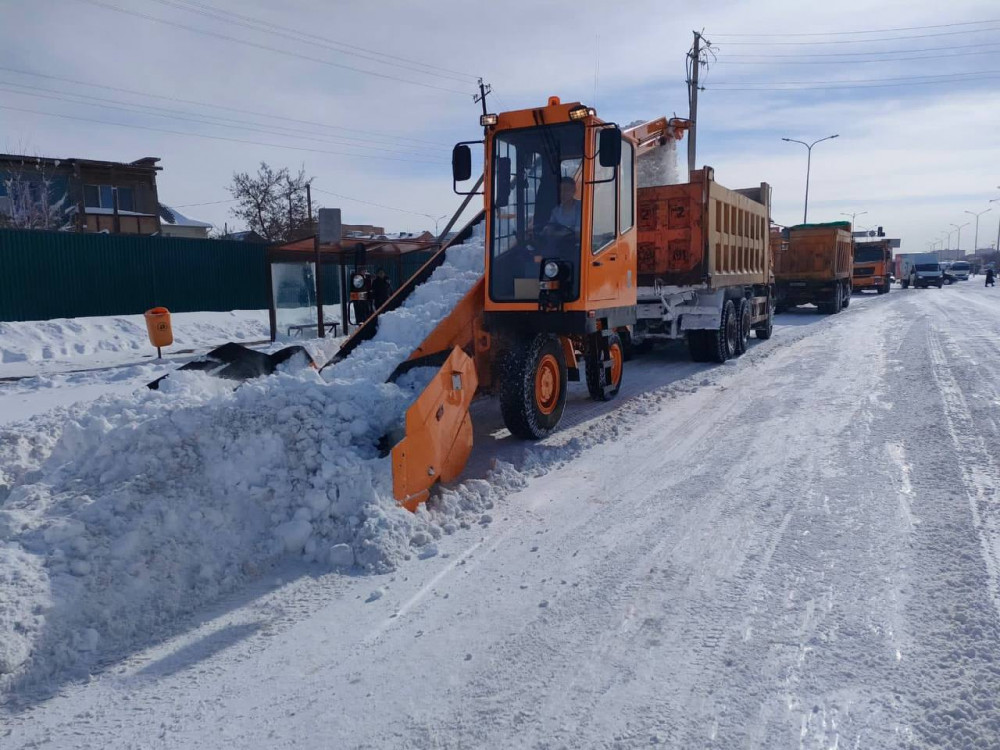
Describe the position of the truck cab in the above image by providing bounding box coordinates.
[852,240,892,295]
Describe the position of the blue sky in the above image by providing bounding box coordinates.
[2,0,998,253]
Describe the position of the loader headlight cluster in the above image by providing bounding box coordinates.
[543,261,560,280]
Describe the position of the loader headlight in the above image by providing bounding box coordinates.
[543,261,560,280]
[352,275,365,289]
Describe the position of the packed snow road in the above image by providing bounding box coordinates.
[4,283,1000,749]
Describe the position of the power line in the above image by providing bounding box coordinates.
[709,74,1000,91]
[152,0,479,83]
[711,18,1000,37]
[0,83,447,161]
[717,49,1000,64]
[710,70,1000,85]
[0,65,451,149]
[0,103,450,164]
[714,26,1000,45]
[173,198,237,208]
[717,40,1000,58]
[312,187,436,218]
[74,0,471,95]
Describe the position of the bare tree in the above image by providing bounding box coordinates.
[0,157,72,230]
[228,162,314,242]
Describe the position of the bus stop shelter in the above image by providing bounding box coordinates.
[267,235,440,342]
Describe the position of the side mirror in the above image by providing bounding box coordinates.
[452,144,472,182]
[495,157,511,208]
[598,127,622,168]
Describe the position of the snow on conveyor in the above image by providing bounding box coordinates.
[0,225,516,696]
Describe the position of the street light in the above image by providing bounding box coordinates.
[782,134,839,223]
[991,192,1000,258]
[965,208,992,257]
[950,222,970,255]
[423,213,449,236]
[841,210,867,229]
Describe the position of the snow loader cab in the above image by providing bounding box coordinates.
[466,98,638,437]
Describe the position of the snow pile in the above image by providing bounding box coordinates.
[0,227,494,694]
[0,310,272,368]
[637,136,680,188]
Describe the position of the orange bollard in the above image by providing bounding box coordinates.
[144,307,173,358]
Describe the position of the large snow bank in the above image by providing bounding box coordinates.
[0,225,508,696]
[0,310,272,369]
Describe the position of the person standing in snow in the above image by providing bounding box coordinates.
[986,268,996,287]
[372,268,394,309]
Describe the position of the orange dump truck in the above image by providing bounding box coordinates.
[852,239,892,294]
[631,168,775,359]
[774,221,854,314]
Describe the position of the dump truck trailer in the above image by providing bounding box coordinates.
[852,239,892,294]
[774,222,854,313]
[630,168,774,361]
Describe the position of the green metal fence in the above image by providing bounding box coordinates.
[0,229,439,323]
[0,229,270,322]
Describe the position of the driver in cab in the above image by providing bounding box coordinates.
[544,176,581,234]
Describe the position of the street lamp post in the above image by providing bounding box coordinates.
[950,222,970,256]
[841,210,867,231]
[991,192,1000,258]
[423,213,449,237]
[782,134,839,223]
[965,208,992,257]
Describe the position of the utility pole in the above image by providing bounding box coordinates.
[474,78,491,119]
[687,31,705,178]
[306,182,313,232]
[991,195,1000,257]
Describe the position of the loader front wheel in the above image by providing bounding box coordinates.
[585,332,624,401]
[499,334,567,440]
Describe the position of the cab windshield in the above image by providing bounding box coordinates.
[854,247,886,263]
[489,122,585,301]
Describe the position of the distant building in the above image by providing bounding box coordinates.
[342,223,385,236]
[0,153,162,234]
[158,203,213,239]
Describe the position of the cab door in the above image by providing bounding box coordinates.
[587,135,634,304]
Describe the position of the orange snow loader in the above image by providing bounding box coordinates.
[356,97,690,508]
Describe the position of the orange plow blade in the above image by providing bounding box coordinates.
[391,346,479,511]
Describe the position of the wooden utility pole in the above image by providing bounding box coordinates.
[686,31,703,179]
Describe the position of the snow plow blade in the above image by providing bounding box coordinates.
[147,342,314,390]
[391,346,478,511]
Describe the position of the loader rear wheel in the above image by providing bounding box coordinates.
[734,298,751,356]
[499,334,567,440]
[585,332,624,401]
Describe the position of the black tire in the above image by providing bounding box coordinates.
[842,283,850,308]
[755,297,774,340]
[585,332,624,402]
[877,283,887,295]
[734,298,751,356]
[820,283,841,315]
[706,299,737,363]
[618,328,634,361]
[937,281,943,288]
[498,334,567,440]
[902,279,910,289]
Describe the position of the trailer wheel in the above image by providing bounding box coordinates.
[585,332,624,401]
[755,298,774,340]
[842,283,851,308]
[499,334,567,440]
[705,299,737,363]
[819,283,842,314]
[734,298,751,355]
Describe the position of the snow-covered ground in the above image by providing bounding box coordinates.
[0,310,273,380]
[3,282,1000,748]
